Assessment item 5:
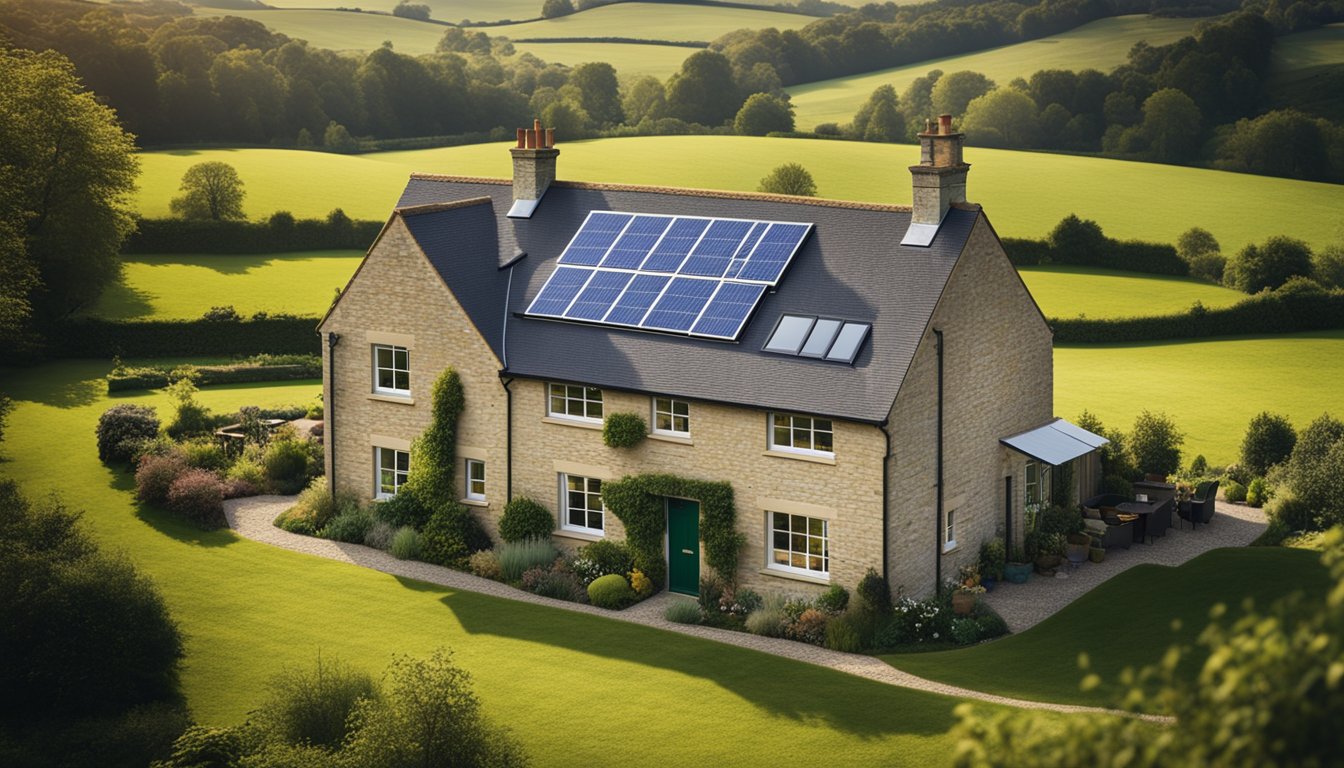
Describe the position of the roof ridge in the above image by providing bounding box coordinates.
[409,173,511,186]
[395,197,494,216]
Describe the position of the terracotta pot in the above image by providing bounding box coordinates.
[951,590,976,616]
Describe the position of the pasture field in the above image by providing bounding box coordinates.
[1270,22,1344,71]
[1054,330,1344,467]
[86,251,364,321]
[481,2,813,42]
[135,138,1344,252]
[0,361,1068,763]
[509,40,698,79]
[243,0,545,24]
[1017,265,1247,320]
[786,15,1201,128]
[888,547,1331,711]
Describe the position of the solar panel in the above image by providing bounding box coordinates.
[567,270,634,321]
[736,223,810,284]
[601,215,670,269]
[557,212,632,266]
[679,219,753,277]
[724,222,768,279]
[691,282,766,339]
[642,277,717,332]
[642,218,710,272]
[527,266,592,317]
[603,273,670,326]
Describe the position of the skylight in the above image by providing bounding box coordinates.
[764,315,870,365]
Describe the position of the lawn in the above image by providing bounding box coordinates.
[886,547,1331,711]
[135,138,1344,252]
[0,360,1067,765]
[86,251,363,321]
[786,15,1201,129]
[1018,265,1247,320]
[1054,330,1344,467]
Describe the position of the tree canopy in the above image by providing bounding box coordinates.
[170,161,247,221]
[758,163,818,197]
[734,92,794,136]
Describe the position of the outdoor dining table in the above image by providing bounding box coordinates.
[1116,500,1166,544]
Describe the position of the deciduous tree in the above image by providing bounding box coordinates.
[931,70,995,117]
[734,92,793,136]
[170,161,247,221]
[758,163,817,197]
[1223,235,1313,293]
[664,50,740,126]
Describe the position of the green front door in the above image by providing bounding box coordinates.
[667,498,700,596]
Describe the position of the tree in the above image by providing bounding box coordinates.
[1215,109,1337,183]
[931,71,995,117]
[570,62,623,126]
[1128,410,1183,478]
[900,69,943,136]
[758,163,817,196]
[0,48,138,321]
[540,0,574,18]
[734,92,794,136]
[850,85,904,142]
[1176,227,1224,282]
[323,120,358,153]
[540,99,589,139]
[1314,244,1344,289]
[1282,415,1344,531]
[664,50,740,126]
[169,162,246,221]
[1241,412,1296,477]
[1138,88,1203,163]
[391,2,431,20]
[951,527,1344,768]
[1047,214,1107,260]
[1223,235,1314,293]
[962,88,1041,148]
[622,76,666,124]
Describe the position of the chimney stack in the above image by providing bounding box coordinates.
[508,118,558,218]
[908,113,970,229]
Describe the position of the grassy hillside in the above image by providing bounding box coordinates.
[483,2,813,41]
[0,361,1067,762]
[246,0,542,24]
[1055,330,1344,466]
[1017,266,1246,320]
[135,138,1344,252]
[1270,22,1344,72]
[786,15,1201,128]
[508,40,697,79]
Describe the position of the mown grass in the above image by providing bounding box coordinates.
[1018,265,1246,320]
[0,360,1064,764]
[86,251,363,321]
[787,15,1200,128]
[1054,330,1344,466]
[886,547,1331,712]
[136,138,1344,252]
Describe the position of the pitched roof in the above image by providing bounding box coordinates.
[395,175,980,424]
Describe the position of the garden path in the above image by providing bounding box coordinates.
[984,501,1267,632]
[226,495,1173,721]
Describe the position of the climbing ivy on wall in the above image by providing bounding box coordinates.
[403,367,463,513]
[601,474,743,589]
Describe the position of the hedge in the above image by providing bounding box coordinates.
[1053,285,1344,343]
[49,317,319,358]
[1003,235,1187,276]
[107,360,321,392]
[124,215,381,254]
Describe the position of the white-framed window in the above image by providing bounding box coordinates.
[944,509,957,552]
[548,383,603,422]
[375,447,409,498]
[465,459,486,501]
[1025,460,1052,506]
[652,397,690,436]
[373,344,410,395]
[768,511,829,578]
[769,412,834,456]
[561,474,603,534]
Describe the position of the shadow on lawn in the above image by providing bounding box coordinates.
[126,475,237,549]
[83,277,156,321]
[1,364,106,408]
[413,580,958,739]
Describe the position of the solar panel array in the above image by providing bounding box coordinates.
[525,211,812,340]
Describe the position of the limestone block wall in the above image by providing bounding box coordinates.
[885,212,1054,598]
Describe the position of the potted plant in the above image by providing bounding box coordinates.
[1089,544,1106,563]
[1065,532,1091,565]
[979,539,1005,591]
[950,564,984,616]
[1034,533,1065,575]
[1004,545,1032,584]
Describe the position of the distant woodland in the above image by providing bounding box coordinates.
[1,0,1342,180]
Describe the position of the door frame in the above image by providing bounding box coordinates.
[664,496,701,597]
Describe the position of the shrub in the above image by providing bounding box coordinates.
[588,573,636,609]
[226,453,267,490]
[497,496,554,542]
[697,575,726,614]
[975,609,1009,640]
[664,600,703,624]
[1240,412,1297,477]
[179,439,231,472]
[1128,410,1184,478]
[1224,480,1248,503]
[496,538,558,581]
[276,477,357,536]
[262,432,315,494]
[758,162,817,196]
[164,378,216,440]
[373,490,434,530]
[824,612,865,652]
[256,655,377,749]
[156,724,251,768]
[222,477,262,499]
[1270,495,1315,531]
[389,527,420,560]
[320,507,373,543]
[602,412,646,448]
[401,369,464,511]
[135,452,190,506]
[1246,477,1270,508]
[166,469,226,528]
[573,539,635,585]
[856,568,892,614]
[745,606,786,637]
[468,549,502,580]
[97,404,160,463]
[629,568,653,598]
[1189,454,1209,476]
[1038,504,1084,537]
[951,617,982,645]
[1101,474,1133,497]
[520,566,586,602]
[979,540,1006,581]
[816,584,850,614]
[363,520,395,550]
[418,504,491,568]
[788,608,829,645]
[1223,235,1314,293]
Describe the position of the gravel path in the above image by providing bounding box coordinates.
[227,495,1177,721]
[984,501,1267,632]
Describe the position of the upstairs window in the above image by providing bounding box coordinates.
[373,345,410,396]
[548,383,603,422]
[653,397,690,436]
[769,412,834,457]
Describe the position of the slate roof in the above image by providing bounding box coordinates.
[392,175,981,425]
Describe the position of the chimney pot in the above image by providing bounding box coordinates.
[939,114,952,135]
[516,128,526,148]
[907,113,970,230]
[509,118,560,213]
[546,127,555,148]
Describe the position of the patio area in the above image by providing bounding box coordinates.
[984,500,1267,632]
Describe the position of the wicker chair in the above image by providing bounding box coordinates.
[1178,481,1219,529]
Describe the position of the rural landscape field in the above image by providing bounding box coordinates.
[2,0,1343,765]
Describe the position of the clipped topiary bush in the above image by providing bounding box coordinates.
[417,504,491,568]
[602,412,647,448]
[389,526,419,560]
[497,495,554,542]
[1246,477,1270,508]
[856,568,892,614]
[135,452,190,507]
[1224,480,1248,503]
[572,539,636,584]
[97,404,160,464]
[587,573,636,609]
[166,469,226,528]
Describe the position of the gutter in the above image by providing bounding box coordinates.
[326,332,341,490]
[934,327,945,597]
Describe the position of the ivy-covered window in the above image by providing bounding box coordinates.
[652,397,690,436]
[373,345,410,396]
[548,383,603,422]
[375,447,409,498]
[768,512,829,578]
[561,474,603,534]
[769,412,833,456]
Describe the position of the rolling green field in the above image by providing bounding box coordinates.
[135,138,1344,252]
[1270,22,1344,71]
[237,0,545,24]
[1055,330,1344,466]
[1017,265,1247,320]
[888,547,1331,711]
[481,2,813,41]
[0,361,1069,764]
[85,251,364,321]
[509,40,697,78]
[786,15,1201,128]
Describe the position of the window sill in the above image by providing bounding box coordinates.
[942,543,959,555]
[542,416,602,430]
[763,449,836,466]
[460,498,489,509]
[759,567,831,586]
[368,393,414,405]
[554,527,604,543]
[648,432,692,446]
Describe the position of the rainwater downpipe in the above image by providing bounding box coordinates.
[934,327,945,597]
[326,332,341,490]
[502,377,514,502]
[881,424,891,583]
